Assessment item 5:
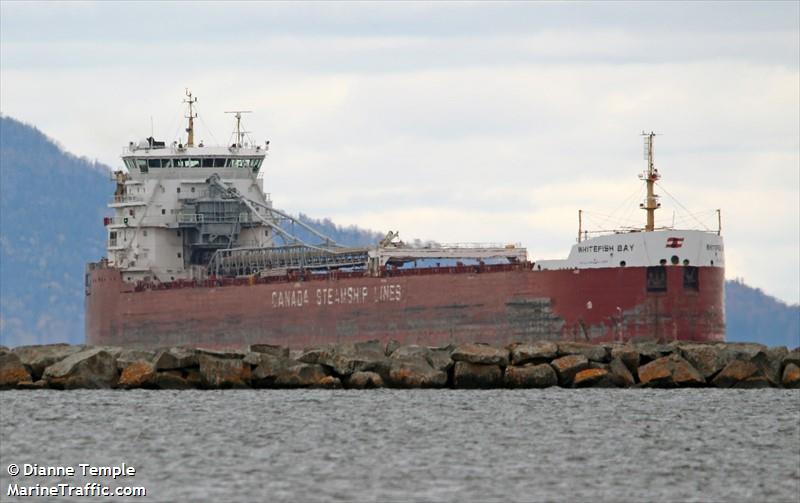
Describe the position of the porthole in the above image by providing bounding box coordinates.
[710,260,714,266]
[671,255,679,265]
[619,261,626,267]
[660,259,667,266]
[683,259,690,266]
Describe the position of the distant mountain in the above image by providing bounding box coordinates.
[1,116,112,347]
[1,116,797,348]
[725,279,799,347]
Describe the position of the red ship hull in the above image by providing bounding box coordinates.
[85,263,725,348]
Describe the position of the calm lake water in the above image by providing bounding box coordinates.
[1,389,798,502]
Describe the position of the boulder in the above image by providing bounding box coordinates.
[391,345,453,372]
[318,376,343,389]
[12,344,83,380]
[347,371,385,389]
[573,368,616,388]
[274,363,330,388]
[390,345,431,360]
[248,344,290,359]
[451,343,509,366]
[677,344,728,380]
[634,342,675,363]
[118,361,156,389]
[386,339,401,356]
[387,357,448,388]
[153,348,198,370]
[610,346,640,374]
[427,347,455,372]
[503,364,557,388]
[762,347,788,385]
[609,357,635,387]
[43,348,118,389]
[242,352,265,367]
[251,355,293,388]
[781,363,800,389]
[453,361,502,388]
[296,345,335,365]
[783,349,800,369]
[0,352,32,389]
[550,354,589,386]
[153,370,196,390]
[324,340,387,376]
[711,360,760,388]
[718,342,768,363]
[116,349,156,371]
[510,341,558,365]
[638,354,705,388]
[198,354,250,388]
[557,342,608,362]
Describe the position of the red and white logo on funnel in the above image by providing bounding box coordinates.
[666,237,684,248]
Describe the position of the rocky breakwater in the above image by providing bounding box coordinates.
[1,341,799,390]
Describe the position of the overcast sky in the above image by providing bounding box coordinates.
[1,1,798,303]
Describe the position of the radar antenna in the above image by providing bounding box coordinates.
[225,110,252,147]
[184,89,198,147]
[639,131,660,231]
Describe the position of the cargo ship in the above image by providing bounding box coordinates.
[85,92,725,348]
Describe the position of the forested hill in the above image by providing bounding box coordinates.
[0,116,112,347]
[726,279,799,347]
[0,115,797,348]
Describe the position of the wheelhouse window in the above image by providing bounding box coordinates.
[148,158,161,169]
[135,159,148,173]
[202,158,214,168]
[214,158,226,167]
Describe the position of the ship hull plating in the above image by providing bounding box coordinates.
[85,265,725,348]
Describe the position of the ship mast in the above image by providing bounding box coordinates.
[225,110,252,147]
[184,89,197,147]
[640,131,660,231]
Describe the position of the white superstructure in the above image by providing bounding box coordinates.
[536,131,725,271]
[535,229,724,270]
[106,93,273,283]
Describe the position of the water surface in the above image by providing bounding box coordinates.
[1,389,798,502]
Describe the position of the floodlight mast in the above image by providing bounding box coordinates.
[225,110,252,147]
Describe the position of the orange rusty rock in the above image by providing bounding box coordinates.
[551,354,589,386]
[118,361,156,389]
[711,360,759,388]
[317,376,342,389]
[0,363,32,389]
[782,363,800,389]
[573,368,613,388]
[638,354,704,388]
[1,352,32,389]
